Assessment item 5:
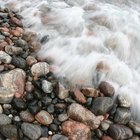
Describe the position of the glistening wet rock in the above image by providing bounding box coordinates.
[21,122,41,140]
[108,124,133,140]
[91,97,114,115]
[68,103,101,130]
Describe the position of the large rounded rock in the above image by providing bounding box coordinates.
[62,120,91,140]
[68,103,101,130]
[91,97,114,115]
[114,108,131,124]
[0,87,14,103]
[99,81,115,97]
[31,62,49,77]
[0,69,26,98]
[108,124,133,140]
[0,51,12,63]
[21,122,41,140]
[35,110,53,125]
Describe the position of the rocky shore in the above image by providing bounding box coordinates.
[0,7,140,140]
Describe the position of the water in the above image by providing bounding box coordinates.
[1,0,140,121]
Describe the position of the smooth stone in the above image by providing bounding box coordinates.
[56,83,69,99]
[20,110,35,122]
[108,124,133,140]
[114,108,131,124]
[99,81,115,97]
[12,98,27,110]
[49,124,59,132]
[58,113,68,122]
[128,120,140,134]
[31,62,49,77]
[28,105,41,115]
[118,94,131,108]
[26,56,37,66]
[10,17,22,26]
[0,87,14,103]
[0,114,11,125]
[52,134,68,140]
[128,135,140,140]
[0,51,12,63]
[100,121,110,131]
[5,45,23,55]
[101,136,113,140]
[21,122,41,140]
[25,82,34,92]
[42,80,53,93]
[35,110,53,125]
[41,126,48,137]
[16,39,28,50]
[81,88,100,97]
[41,96,52,106]
[91,97,114,115]
[11,56,26,69]
[47,104,55,114]
[68,103,101,130]
[0,35,5,40]
[0,124,17,139]
[0,68,26,98]
[0,105,3,113]
[25,93,34,101]
[95,129,103,138]
[13,116,21,122]
[62,120,91,140]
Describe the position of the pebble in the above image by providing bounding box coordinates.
[5,45,23,55]
[101,136,113,140]
[12,98,27,110]
[0,68,26,98]
[81,88,100,97]
[0,105,3,113]
[58,113,68,122]
[20,110,35,122]
[21,122,41,140]
[25,81,34,92]
[0,114,11,125]
[62,120,91,140]
[0,87,14,103]
[26,56,37,66]
[16,39,28,50]
[31,62,49,77]
[13,115,21,122]
[10,17,23,27]
[56,83,69,99]
[0,51,12,63]
[108,124,133,140]
[91,97,114,115]
[41,96,52,106]
[100,121,110,131]
[49,124,59,132]
[41,126,48,137]
[118,94,131,108]
[128,135,140,140]
[128,120,140,134]
[47,104,55,114]
[72,90,86,104]
[0,34,5,40]
[42,80,53,93]
[114,108,131,124]
[28,104,41,115]
[68,103,101,130]
[0,65,4,72]
[0,124,18,139]
[11,56,26,69]
[95,129,103,138]
[99,81,115,97]
[35,110,53,125]
[52,134,68,140]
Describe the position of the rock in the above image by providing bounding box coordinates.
[42,80,53,93]
[95,129,103,138]
[25,82,34,92]
[28,105,41,115]
[0,114,11,125]
[0,65,4,72]
[128,121,140,134]
[41,96,52,106]
[56,83,69,99]
[16,39,28,50]
[52,134,68,140]
[72,90,86,103]
[35,110,53,125]
[0,124,18,139]
[0,35,5,40]
[108,124,133,140]
[100,121,110,131]
[114,108,131,124]
[62,120,91,140]
[101,136,113,140]
[20,110,35,122]
[91,97,114,115]
[10,17,22,26]
[26,56,37,66]
[12,98,27,110]
[0,51,12,63]
[0,41,8,50]
[0,68,26,98]
[58,113,68,122]
[81,88,100,97]
[128,135,140,140]
[21,122,41,140]
[10,29,21,37]
[11,56,26,69]
[41,126,48,137]
[99,81,115,97]
[0,87,14,103]
[39,138,50,140]
[5,45,23,55]
[68,103,100,130]
[31,62,49,77]
[118,94,131,108]
[49,124,59,132]
[0,105,3,113]
[47,104,55,114]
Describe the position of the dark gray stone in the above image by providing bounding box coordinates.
[0,114,11,125]
[52,134,68,140]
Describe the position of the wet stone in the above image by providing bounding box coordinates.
[12,98,27,110]
[128,120,140,134]
[49,124,59,132]
[42,80,53,93]
[20,110,35,122]
[16,39,28,50]
[58,113,68,122]
[42,96,52,106]
[95,129,103,138]
[0,114,11,125]
[28,105,41,115]
[114,108,131,124]
[41,126,48,137]
[100,121,110,131]
[47,104,55,114]
[91,97,114,115]
[0,51,12,63]
[52,134,68,140]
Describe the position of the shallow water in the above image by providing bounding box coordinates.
[1,0,140,121]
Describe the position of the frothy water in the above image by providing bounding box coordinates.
[1,0,140,121]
